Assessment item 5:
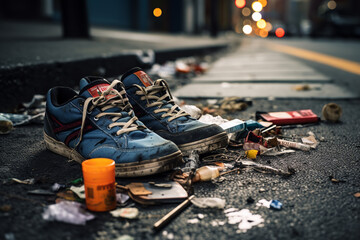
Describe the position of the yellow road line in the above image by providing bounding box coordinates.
[267,43,360,75]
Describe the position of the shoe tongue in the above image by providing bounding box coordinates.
[121,67,154,88]
[79,77,113,98]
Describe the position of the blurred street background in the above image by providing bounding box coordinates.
[0,1,360,240]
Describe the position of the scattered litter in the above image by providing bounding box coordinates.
[354,192,360,198]
[225,209,264,233]
[110,208,139,219]
[256,199,271,208]
[68,178,83,185]
[329,176,346,183]
[42,201,95,225]
[187,218,200,224]
[277,139,311,151]
[220,119,246,134]
[0,112,44,127]
[224,208,239,213]
[180,105,202,119]
[51,183,66,192]
[256,109,319,125]
[210,220,226,226]
[301,131,319,149]
[198,114,228,125]
[28,189,55,196]
[245,150,258,159]
[292,84,311,91]
[259,188,266,193]
[70,185,86,199]
[261,147,295,156]
[322,103,342,123]
[116,193,130,204]
[198,213,205,219]
[269,200,283,210]
[10,178,35,185]
[192,166,220,182]
[191,197,225,209]
[182,151,200,172]
[56,190,78,201]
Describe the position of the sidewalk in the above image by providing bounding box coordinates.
[0,21,237,111]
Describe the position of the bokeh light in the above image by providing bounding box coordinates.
[259,0,267,7]
[259,29,268,38]
[275,28,285,38]
[327,0,336,10]
[242,7,251,17]
[265,22,273,31]
[153,8,162,17]
[252,1,263,12]
[252,12,262,21]
[256,19,266,29]
[235,0,246,8]
[243,25,252,35]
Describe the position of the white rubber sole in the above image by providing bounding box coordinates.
[178,132,229,156]
[44,132,183,177]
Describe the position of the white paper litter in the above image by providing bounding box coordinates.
[198,114,228,125]
[191,197,226,209]
[70,185,86,199]
[42,201,95,225]
[225,209,264,233]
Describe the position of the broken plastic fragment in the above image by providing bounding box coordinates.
[110,208,139,219]
[245,150,258,159]
[10,178,35,185]
[192,166,220,182]
[256,199,271,208]
[270,200,282,210]
[226,209,264,232]
[116,193,130,204]
[70,185,86,199]
[42,201,95,225]
[191,197,226,209]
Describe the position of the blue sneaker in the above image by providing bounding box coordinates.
[121,67,228,155]
[44,77,182,177]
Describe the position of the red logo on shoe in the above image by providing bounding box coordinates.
[88,84,115,99]
[134,71,153,87]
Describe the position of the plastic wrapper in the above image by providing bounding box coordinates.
[277,139,310,151]
[225,208,264,233]
[180,105,202,119]
[191,197,226,209]
[192,166,220,182]
[198,114,228,125]
[110,208,139,219]
[42,201,95,225]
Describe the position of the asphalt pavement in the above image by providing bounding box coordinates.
[1,35,360,240]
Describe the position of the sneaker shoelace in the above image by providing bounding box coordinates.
[76,80,144,147]
[134,79,190,122]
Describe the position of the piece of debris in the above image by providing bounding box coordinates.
[277,138,311,151]
[256,199,271,208]
[225,208,264,233]
[354,192,360,198]
[191,197,226,209]
[70,185,86,199]
[239,160,295,176]
[259,188,266,193]
[269,200,283,210]
[187,218,200,224]
[180,105,202,119]
[116,193,130,204]
[10,178,35,185]
[192,166,220,182]
[116,235,134,240]
[245,150,258,159]
[256,109,319,125]
[292,84,311,91]
[322,103,342,123]
[28,189,55,196]
[149,182,172,188]
[56,190,79,201]
[182,151,200,172]
[329,176,346,183]
[110,208,139,219]
[51,183,66,192]
[42,201,95,225]
[0,115,13,134]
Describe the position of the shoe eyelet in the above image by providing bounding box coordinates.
[87,110,92,114]
[94,117,99,121]
[107,126,111,130]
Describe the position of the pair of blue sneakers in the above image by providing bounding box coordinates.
[44,67,228,177]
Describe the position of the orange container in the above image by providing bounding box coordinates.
[82,158,117,212]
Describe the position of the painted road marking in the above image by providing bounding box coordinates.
[268,43,360,75]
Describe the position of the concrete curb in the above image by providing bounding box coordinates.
[0,43,229,112]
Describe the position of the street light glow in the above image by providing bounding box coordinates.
[259,29,268,38]
[235,0,246,8]
[259,0,267,7]
[252,12,262,21]
[243,25,252,35]
[256,19,266,29]
[327,0,336,10]
[252,1,263,12]
[242,7,251,17]
[275,28,285,38]
[153,8,162,17]
[265,22,273,31]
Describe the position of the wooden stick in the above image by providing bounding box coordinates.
[153,195,194,232]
